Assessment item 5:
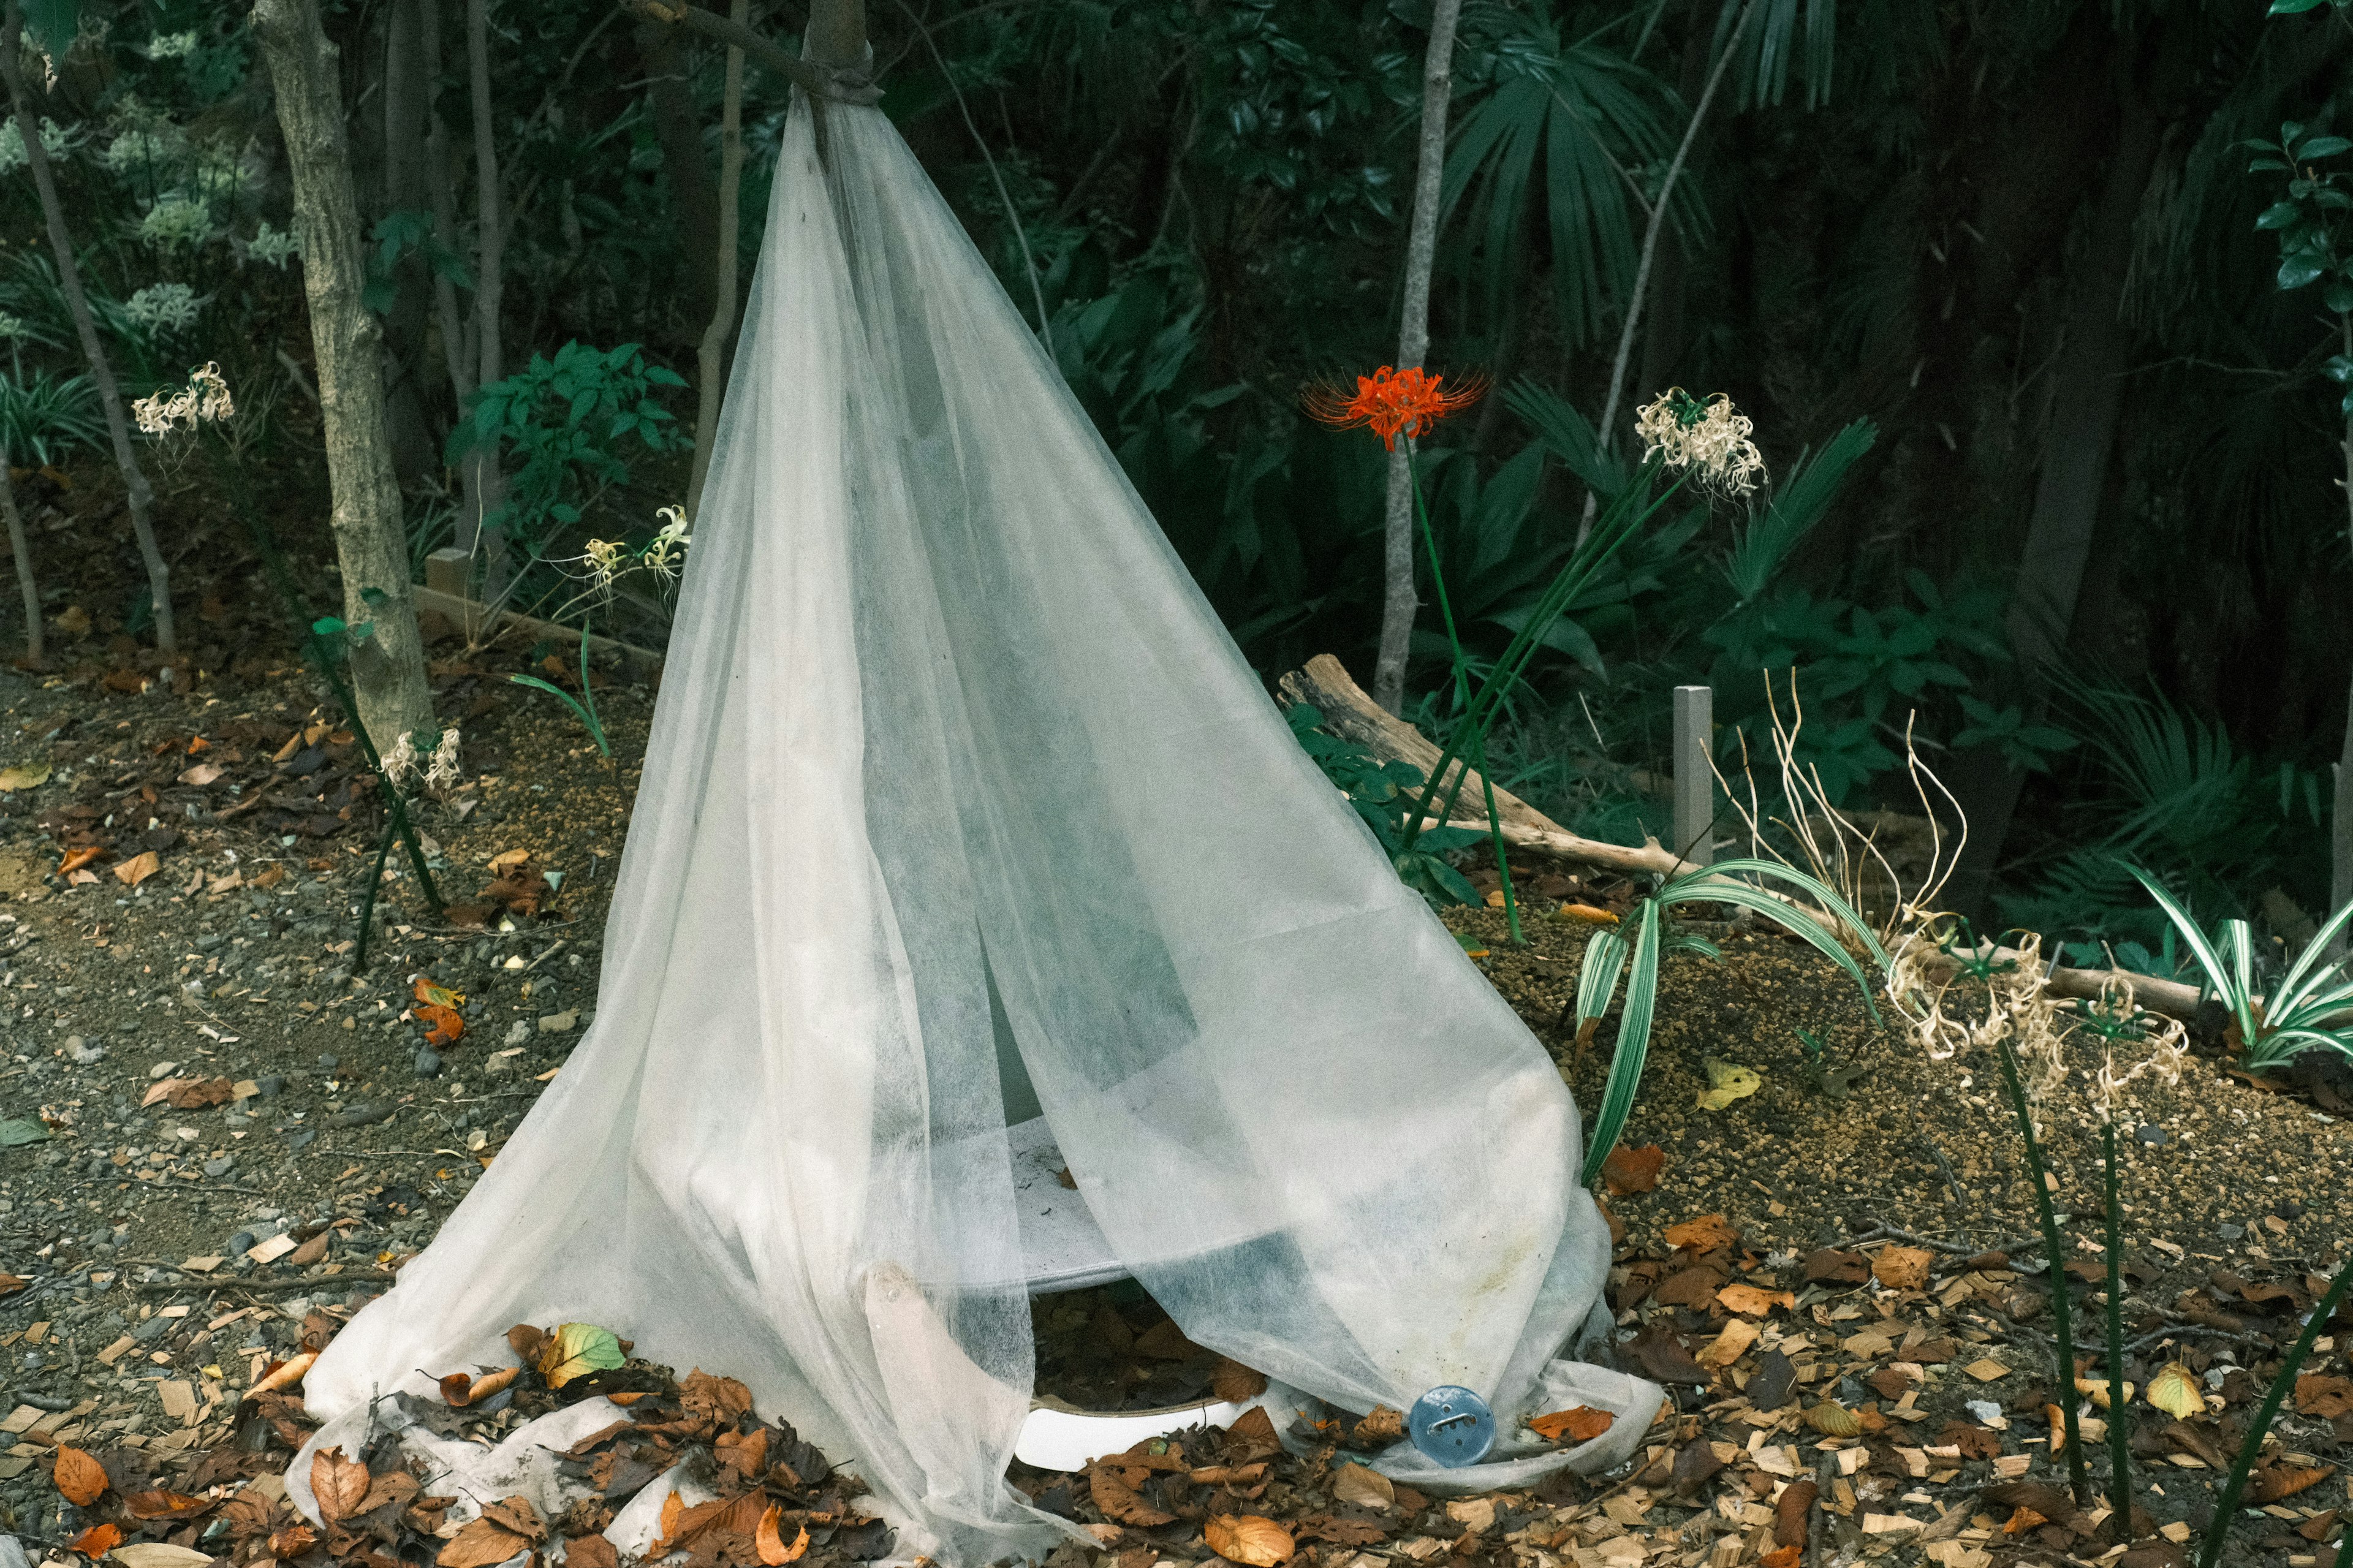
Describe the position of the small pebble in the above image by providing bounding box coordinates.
[2278,1199,2305,1220]
[254,1075,284,1099]
[2217,1223,2245,1241]
[63,1036,104,1065]
[202,1157,234,1178]
[286,1129,316,1150]
[225,1230,256,1256]
[2136,1124,2169,1146]
[414,1048,442,1078]
[317,1054,339,1070]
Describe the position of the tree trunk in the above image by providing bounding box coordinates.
[1371,0,1465,716]
[0,444,40,663]
[252,0,438,750]
[636,17,721,334]
[379,0,437,488]
[417,0,485,573]
[0,1,173,655]
[466,0,511,593]
[2334,313,2353,945]
[685,0,748,524]
[1942,88,2164,918]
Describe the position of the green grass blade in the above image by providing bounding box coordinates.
[2275,896,2353,1004]
[510,673,612,756]
[1574,926,1630,1028]
[2199,1250,2353,1568]
[1580,901,1661,1187]
[2129,865,2254,1040]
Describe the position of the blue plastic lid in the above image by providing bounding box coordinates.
[1407,1385,1496,1468]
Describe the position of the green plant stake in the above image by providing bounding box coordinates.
[2198,1248,2353,1568]
[2100,1121,2132,1543]
[352,812,401,974]
[1995,1037,2089,1504]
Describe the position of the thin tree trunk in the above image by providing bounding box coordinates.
[1943,91,2163,918]
[466,0,510,593]
[2334,312,2353,944]
[1,1,173,655]
[252,0,438,749]
[0,445,40,664]
[419,0,484,570]
[1576,0,1750,546]
[380,0,436,487]
[686,0,748,523]
[637,17,721,333]
[1371,0,1465,716]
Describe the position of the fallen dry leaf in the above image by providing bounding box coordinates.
[1330,1462,1394,1510]
[1716,1282,1795,1316]
[2251,1463,2336,1502]
[58,846,104,876]
[52,1445,107,1506]
[1698,1317,1761,1369]
[1871,1246,1934,1291]
[1525,1406,1614,1444]
[311,1446,371,1525]
[417,1002,465,1048]
[1204,1514,1295,1566]
[1663,1213,1738,1254]
[113,849,161,887]
[121,1490,210,1521]
[1696,1057,1762,1111]
[1089,1465,1175,1528]
[67,1523,121,1559]
[1602,1142,1664,1195]
[434,1518,531,1568]
[2147,1363,2203,1420]
[1212,1357,1269,1403]
[249,1349,317,1396]
[2297,1374,2353,1418]
[1803,1403,1862,1439]
[478,1496,545,1541]
[757,1505,809,1566]
[1774,1478,1817,1549]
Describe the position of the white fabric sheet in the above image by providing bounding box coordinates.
[289,93,1650,1563]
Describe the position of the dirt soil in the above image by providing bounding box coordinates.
[1,654,2349,1568]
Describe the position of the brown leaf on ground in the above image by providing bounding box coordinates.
[1211,1357,1269,1403]
[417,1003,465,1048]
[506,1324,550,1364]
[356,1471,420,1518]
[1774,1479,1817,1548]
[757,1506,809,1566]
[717,1425,770,1479]
[1871,1245,1934,1290]
[478,1496,545,1542]
[1602,1143,1664,1195]
[52,1447,107,1506]
[1526,1407,1613,1444]
[1803,1403,1861,1438]
[1663,1213,1738,1254]
[567,1537,620,1568]
[1134,1319,1201,1360]
[112,849,160,886]
[1330,1463,1394,1510]
[2301,1510,2343,1543]
[66,1523,121,1559]
[1651,1264,1727,1311]
[1226,1406,1281,1460]
[268,1524,320,1559]
[1803,1248,1871,1285]
[1715,1282,1795,1316]
[121,1490,211,1521]
[1089,1465,1175,1528]
[1295,1515,1388,1547]
[1698,1318,1760,1369]
[2249,1463,2336,1502]
[435,1518,531,1568]
[311,1447,371,1525]
[681,1369,755,1434]
[2298,1375,2353,1418]
[1624,1318,1708,1385]
[1204,1514,1295,1566]
[1670,1443,1725,1497]
[1758,1550,1800,1568]
[1345,1405,1404,1450]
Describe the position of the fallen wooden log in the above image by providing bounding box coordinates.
[1275,654,2212,1023]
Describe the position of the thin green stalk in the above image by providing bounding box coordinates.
[1408,440,1520,943]
[2199,1249,2353,1568]
[1400,466,1681,850]
[2101,1122,2133,1543]
[1996,1039,2089,1504]
[240,510,444,924]
[352,811,400,972]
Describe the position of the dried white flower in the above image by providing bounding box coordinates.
[1634,387,1766,498]
[581,538,625,591]
[123,282,201,335]
[425,727,462,790]
[381,730,420,789]
[145,31,199,60]
[132,361,234,437]
[0,115,70,175]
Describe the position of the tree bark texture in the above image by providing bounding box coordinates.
[1,1,173,654]
[1943,88,2164,917]
[417,0,486,561]
[1371,0,1464,716]
[466,0,511,590]
[686,0,748,524]
[637,18,721,335]
[252,0,438,750]
[0,447,40,662]
[378,0,437,488]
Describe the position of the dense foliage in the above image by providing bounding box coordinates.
[2,0,2351,957]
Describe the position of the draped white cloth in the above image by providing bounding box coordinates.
[289,93,1648,1564]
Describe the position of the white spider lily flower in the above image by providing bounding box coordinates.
[1635,387,1766,498]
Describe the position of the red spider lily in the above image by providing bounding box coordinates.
[1302,365,1487,450]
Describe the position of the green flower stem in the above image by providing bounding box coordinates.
[2199,1249,2353,1568]
[1406,438,1521,942]
[352,811,400,974]
[2101,1121,2133,1543]
[1996,1039,2089,1504]
[1400,460,1685,852]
